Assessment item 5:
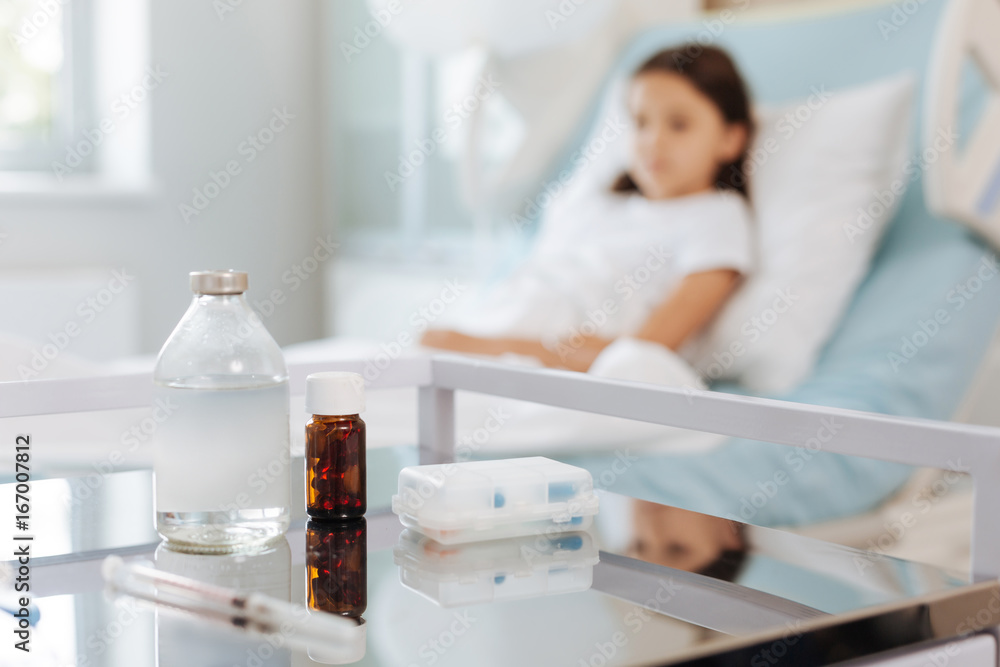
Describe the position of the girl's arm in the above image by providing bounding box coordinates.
[633,268,741,350]
[541,268,742,368]
[421,269,741,372]
[420,330,596,371]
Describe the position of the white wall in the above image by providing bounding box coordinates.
[1,0,326,356]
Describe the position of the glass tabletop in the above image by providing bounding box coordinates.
[0,452,990,667]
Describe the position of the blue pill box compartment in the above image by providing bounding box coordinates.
[391,457,599,544]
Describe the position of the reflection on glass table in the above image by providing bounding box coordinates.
[307,519,368,620]
[154,538,293,667]
[4,462,994,666]
[306,518,369,664]
[393,528,599,607]
[599,493,968,619]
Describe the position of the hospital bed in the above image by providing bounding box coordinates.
[2,0,1000,649]
[438,0,1000,567]
[516,0,1000,565]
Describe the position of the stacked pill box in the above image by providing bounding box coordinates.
[391,457,600,606]
[391,457,600,545]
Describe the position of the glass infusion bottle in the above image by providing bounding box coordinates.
[152,270,291,552]
[305,372,366,519]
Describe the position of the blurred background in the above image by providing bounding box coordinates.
[3,0,1000,620]
[6,0,999,420]
[4,0,998,420]
[0,0,896,361]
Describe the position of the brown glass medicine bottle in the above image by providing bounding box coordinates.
[305,371,366,519]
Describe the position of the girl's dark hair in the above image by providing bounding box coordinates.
[698,522,749,582]
[698,547,749,582]
[612,44,754,198]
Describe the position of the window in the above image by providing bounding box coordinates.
[0,0,92,172]
[326,0,524,255]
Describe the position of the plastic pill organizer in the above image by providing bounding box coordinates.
[393,528,599,607]
[391,457,599,544]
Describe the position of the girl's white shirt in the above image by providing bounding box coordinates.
[455,189,754,344]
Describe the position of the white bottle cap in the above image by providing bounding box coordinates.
[306,372,365,416]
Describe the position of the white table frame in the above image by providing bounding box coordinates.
[4,353,1000,581]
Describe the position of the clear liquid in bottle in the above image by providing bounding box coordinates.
[152,270,291,553]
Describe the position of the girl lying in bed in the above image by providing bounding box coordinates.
[421,45,755,372]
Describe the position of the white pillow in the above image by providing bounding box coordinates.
[680,73,915,393]
[532,72,914,393]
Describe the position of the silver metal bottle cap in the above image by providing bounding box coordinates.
[189,270,248,295]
